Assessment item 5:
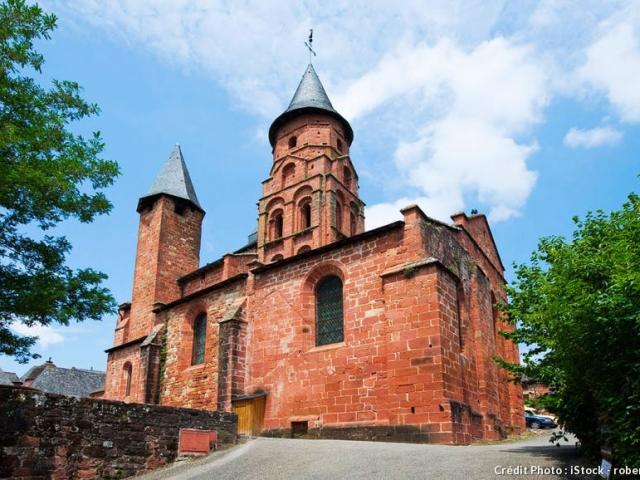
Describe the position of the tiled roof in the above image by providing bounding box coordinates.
[21,362,105,397]
[0,368,20,385]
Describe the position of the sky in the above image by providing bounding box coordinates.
[2,0,639,376]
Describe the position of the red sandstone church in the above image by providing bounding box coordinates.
[103,64,524,443]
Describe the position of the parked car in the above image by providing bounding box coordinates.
[524,411,557,429]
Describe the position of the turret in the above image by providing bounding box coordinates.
[126,145,204,341]
[257,64,364,262]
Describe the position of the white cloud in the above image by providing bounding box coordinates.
[42,0,636,225]
[12,322,64,348]
[349,38,545,222]
[579,20,640,122]
[564,126,623,148]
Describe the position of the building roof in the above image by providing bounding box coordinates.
[0,368,20,385]
[21,360,105,397]
[138,144,202,211]
[268,64,353,147]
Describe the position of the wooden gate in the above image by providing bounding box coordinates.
[232,394,266,436]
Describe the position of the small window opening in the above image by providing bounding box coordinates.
[123,363,132,397]
[337,139,344,153]
[191,313,207,365]
[301,201,312,229]
[349,210,357,236]
[288,136,297,148]
[343,167,352,189]
[275,213,283,239]
[335,202,343,231]
[291,421,308,438]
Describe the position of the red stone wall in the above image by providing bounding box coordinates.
[243,207,523,442]
[158,278,247,411]
[0,385,236,480]
[103,345,143,403]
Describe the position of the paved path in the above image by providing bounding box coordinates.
[136,431,597,480]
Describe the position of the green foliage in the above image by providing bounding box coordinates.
[0,0,119,362]
[499,189,640,466]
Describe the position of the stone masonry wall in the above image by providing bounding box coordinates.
[0,385,236,480]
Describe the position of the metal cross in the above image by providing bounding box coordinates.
[305,29,316,62]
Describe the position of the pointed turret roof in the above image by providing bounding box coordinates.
[138,145,202,211]
[268,64,353,147]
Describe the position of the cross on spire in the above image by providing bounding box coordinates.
[304,28,316,63]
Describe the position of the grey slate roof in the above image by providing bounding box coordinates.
[287,63,337,113]
[269,64,353,146]
[0,368,20,385]
[22,363,105,397]
[140,144,202,209]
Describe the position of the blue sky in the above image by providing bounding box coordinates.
[2,0,639,375]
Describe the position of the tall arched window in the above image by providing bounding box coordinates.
[349,208,357,236]
[274,212,284,239]
[269,209,284,240]
[316,276,344,346]
[123,362,132,397]
[300,199,312,230]
[343,167,352,189]
[191,313,207,365]
[335,202,343,232]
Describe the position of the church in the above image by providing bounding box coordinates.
[102,63,524,444]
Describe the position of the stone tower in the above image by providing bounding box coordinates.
[127,145,204,342]
[257,64,365,262]
[104,145,205,402]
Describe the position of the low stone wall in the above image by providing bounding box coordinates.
[0,385,236,479]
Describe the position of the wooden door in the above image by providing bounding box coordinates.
[232,396,265,436]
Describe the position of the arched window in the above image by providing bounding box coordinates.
[282,163,295,186]
[269,209,284,240]
[288,136,297,149]
[335,202,343,232]
[343,167,352,189]
[191,313,207,365]
[274,212,283,239]
[271,254,284,262]
[123,362,132,397]
[300,199,312,230]
[297,245,311,254]
[350,210,357,236]
[315,276,344,346]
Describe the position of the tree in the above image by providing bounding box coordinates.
[0,0,119,362]
[498,188,640,467]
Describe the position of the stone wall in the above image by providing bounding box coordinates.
[0,385,236,480]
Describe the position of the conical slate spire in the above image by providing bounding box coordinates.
[268,64,353,147]
[139,145,202,210]
[286,64,337,113]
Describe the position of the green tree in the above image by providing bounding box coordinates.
[498,189,640,467]
[0,0,119,362]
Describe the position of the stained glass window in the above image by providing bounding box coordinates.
[316,276,344,346]
[191,313,207,365]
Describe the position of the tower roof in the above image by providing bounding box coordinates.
[138,145,202,211]
[268,64,353,147]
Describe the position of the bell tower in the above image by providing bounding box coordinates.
[257,64,365,263]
